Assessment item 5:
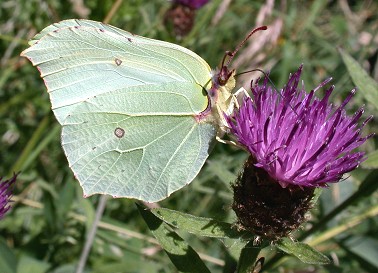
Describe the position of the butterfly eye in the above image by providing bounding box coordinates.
[218,66,229,85]
[208,88,216,98]
[218,66,235,86]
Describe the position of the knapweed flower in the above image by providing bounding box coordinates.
[0,174,17,219]
[227,65,372,240]
[164,0,210,37]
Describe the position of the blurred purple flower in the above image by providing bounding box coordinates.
[165,0,210,37]
[227,65,372,188]
[0,173,17,219]
[174,0,210,9]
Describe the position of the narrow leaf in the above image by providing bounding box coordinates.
[0,239,17,273]
[361,150,378,169]
[17,255,50,273]
[299,170,378,240]
[276,238,330,264]
[236,241,263,273]
[207,160,238,185]
[340,235,378,269]
[151,207,252,240]
[340,49,378,110]
[137,205,211,273]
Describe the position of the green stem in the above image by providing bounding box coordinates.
[76,195,108,273]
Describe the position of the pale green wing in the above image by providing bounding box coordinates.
[22,19,215,202]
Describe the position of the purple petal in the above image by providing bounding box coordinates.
[0,173,17,219]
[226,66,372,188]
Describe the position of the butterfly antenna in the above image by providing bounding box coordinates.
[226,26,267,67]
[218,26,267,85]
[236,68,278,91]
[236,68,299,116]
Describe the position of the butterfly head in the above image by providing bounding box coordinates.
[214,25,268,90]
[218,53,235,86]
[206,26,267,133]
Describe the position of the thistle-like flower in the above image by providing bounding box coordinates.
[227,65,372,240]
[0,174,17,219]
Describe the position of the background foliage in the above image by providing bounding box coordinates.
[1,0,378,272]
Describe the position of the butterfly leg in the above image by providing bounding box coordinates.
[215,87,250,147]
[232,87,250,109]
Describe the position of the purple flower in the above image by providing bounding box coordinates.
[174,0,210,9]
[0,174,17,219]
[227,65,372,188]
[165,0,210,37]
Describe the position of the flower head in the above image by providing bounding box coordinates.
[227,65,372,240]
[228,65,371,188]
[0,174,17,219]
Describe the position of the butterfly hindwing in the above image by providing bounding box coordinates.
[22,19,216,202]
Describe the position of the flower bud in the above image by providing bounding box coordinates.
[232,156,314,240]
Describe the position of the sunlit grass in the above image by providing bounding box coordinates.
[1,0,377,272]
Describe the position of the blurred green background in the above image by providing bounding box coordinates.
[1,0,377,272]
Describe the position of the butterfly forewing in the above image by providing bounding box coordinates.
[22,19,215,202]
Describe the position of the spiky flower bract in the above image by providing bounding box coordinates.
[227,66,372,240]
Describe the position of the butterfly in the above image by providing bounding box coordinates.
[21,19,266,202]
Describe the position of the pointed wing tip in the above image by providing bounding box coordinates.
[20,45,33,58]
[20,50,27,58]
[20,42,38,62]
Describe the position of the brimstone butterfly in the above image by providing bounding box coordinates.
[21,19,266,202]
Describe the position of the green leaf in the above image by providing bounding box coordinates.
[340,49,378,110]
[76,194,95,233]
[207,160,238,185]
[137,205,211,273]
[151,207,252,240]
[0,239,17,273]
[17,255,50,273]
[299,170,378,240]
[311,187,323,205]
[224,238,250,261]
[361,150,378,169]
[276,238,330,264]
[56,179,75,221]
[151,208,253,262]
[49,264,77,273]
[93,260,160,273]
[236,241,263,273]
[340,235,378,269]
